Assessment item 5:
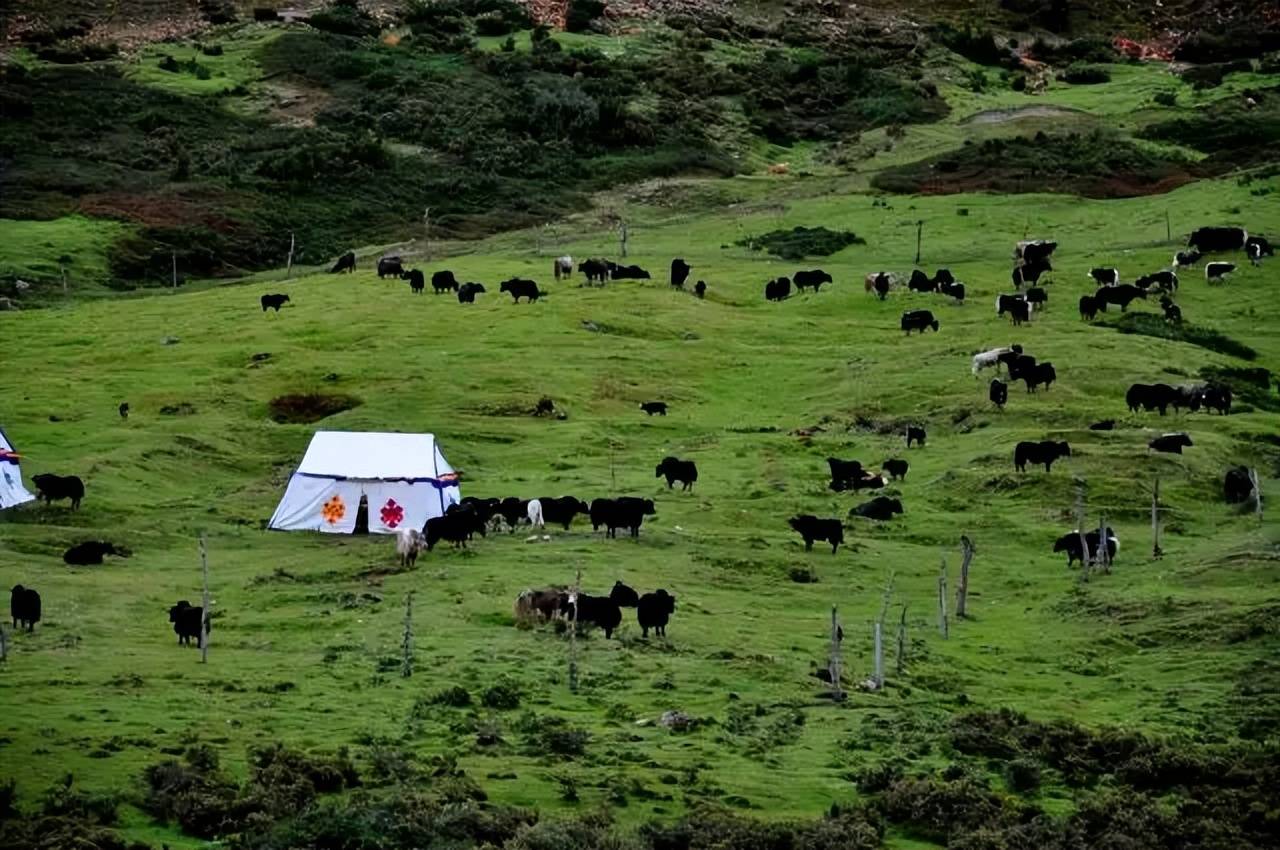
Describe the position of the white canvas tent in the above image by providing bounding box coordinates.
[0,427,36,510]
[269,431,461,534]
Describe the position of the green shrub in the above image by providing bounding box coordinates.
[1153,90,1177,107]
[1059,63,1111,84]
[1106,313,1257,361]
[734,226,866,260]
[482,677,522,710]
[308,0,380,38]
[426,685,473,707]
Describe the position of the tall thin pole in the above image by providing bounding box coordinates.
[401,591,414,678]
[956,535,974,618]
[937,559,948,639]
[914,220,923,265]
[1250,468,1263,519]
[895,605,907,676]
[199,534,210,664]
[1165,210,1172,243]
[0,623,8,663]
[828,605,843,699]
[1151,478,1162,559]
[286,231,295,280]
[1075,482,1090,583]
[872,622,883,689]
[568,567,581,693]
[1097,513,1111,574]
[171,251,178,290]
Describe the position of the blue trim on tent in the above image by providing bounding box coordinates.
[294,471,459,488]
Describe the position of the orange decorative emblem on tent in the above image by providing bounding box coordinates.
[321,494,346,525]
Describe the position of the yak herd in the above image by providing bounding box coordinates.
[7,225,1268,651]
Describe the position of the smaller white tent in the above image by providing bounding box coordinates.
[0,427,36,510]
[269,431,461,534]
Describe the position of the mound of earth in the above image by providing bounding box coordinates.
[871,131,1207,199]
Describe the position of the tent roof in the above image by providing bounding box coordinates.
[295,431,447,480]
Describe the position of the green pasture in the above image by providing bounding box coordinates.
[2,172,1277,843]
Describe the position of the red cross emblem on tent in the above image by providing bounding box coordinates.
[380,498,405,528]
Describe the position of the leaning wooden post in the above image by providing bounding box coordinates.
[618,220,629,258]
[895,605,908,676]
[914,219,923,265]
[1250,468,1263,519]
[1151,478,1163,559]
[1097,513,1111,574]
[568,567,581,693]
[400,591,415,678]
[828,605,844,699]
[171,250,178,289]
[937,559,949,639]
[198,534,211,664]
[1075,482,1090,583]
[0,623,8,663]
[956,535,974,619]
[285,231,295,280]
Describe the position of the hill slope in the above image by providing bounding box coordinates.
[1,168,1278,844]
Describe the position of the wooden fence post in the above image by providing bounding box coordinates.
[1097,513,1111,574]
[618,220,629,258]
[937,559,949,639]
[171,250,178,289]
[895,605,908,676]
[872,621,883,689]
[956,535,974,618]
[0,624,8,663]
[914,220,923,265]
[1151,478,1162,559]
[568,567,581,693]
[829,605,844,699]
[198,535,211,664]
[1075,482,1090,583]
[401,591,414,678]
[1250,468,1263,519]
[285,231,295,280]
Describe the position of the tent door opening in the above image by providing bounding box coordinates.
[354,495,369,534]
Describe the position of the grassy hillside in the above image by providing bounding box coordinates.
[1,165,1278,846]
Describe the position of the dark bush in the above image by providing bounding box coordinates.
[199,0,237,24]
[1106,313,1257,361]
[933,24,1009,66]
[1004,758,1042,793]
[565,0,606,33]
[268,393,363,424]
[308,0,380,38]
[427,685,473,707]
[1181,60,1252,90]
[1142,98,1280,154]
[201,43,225,56]
[34,40,119,63]
[1176,27,1280,63]
[1153,90,1177,107]
[481,677,522,710]
[1059,63,1111,85]
[735,226,866,260]
[1028,36,1117,64]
